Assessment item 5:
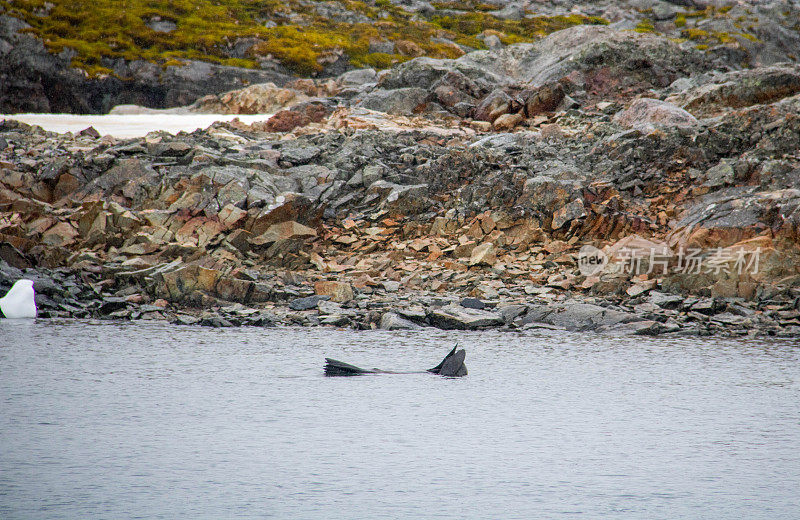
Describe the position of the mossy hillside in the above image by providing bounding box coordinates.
[0,0,607,76]
[628,5,767,54]
[2,0,288,75]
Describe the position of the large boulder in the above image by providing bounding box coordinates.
[613,98,698,132]
[427,304,503,330]
[377,56,504,92]
[665,64,800,117]
[314,281,354,303]
[380,312,421,330]
[357,87,429,115]
[523,301,639,332]
[668,188,800,250]
[664,188,800,298]
[458,25,707,93]
[374,26,706,99]
[474,89,513,122]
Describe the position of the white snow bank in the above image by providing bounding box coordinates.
[1,113,272,139]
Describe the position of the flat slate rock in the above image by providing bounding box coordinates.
[524,302,638,332]
[427,304,503,330]
[289,295,330,311]
[460,297,486,310]
[380,312,421,330]
[647,291,684,310]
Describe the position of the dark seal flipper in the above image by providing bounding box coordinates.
[324,358,376,376]
[325,347,467,377]
[437,349,467,377]
[428,345,458,374]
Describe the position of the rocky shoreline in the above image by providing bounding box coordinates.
[6,258,799,337]
[2,3,800,337]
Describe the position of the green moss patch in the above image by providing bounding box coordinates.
[1,0,608,76]
[634,19,655,33]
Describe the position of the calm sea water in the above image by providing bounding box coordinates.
[1,320,798,519]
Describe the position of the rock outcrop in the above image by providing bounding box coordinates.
[2,2,800,336]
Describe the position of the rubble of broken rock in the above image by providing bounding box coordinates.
[3,21,800,337]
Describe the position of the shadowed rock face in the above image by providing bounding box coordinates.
[324,346,467,377]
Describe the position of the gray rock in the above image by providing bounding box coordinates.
[489,4,524,20]
[337,68,377,88]
[279,141,322,166]
[396,306,427,322]
[613,98,698,133]
[361,164,384,186]
[289,295,330,311]
[691,299,722,315]
[666,64,800,116]
[173,314,201,325]
[319,314,351,327]
[382,281,401,293]
[648,291,684,309]
[483,34,502,50]
[380,312,421,330]
[369,40,395,54]
[460,297,486,310]
[628,319,681,336]
[146,18,176,33]
[367,180,430,213]
[651,3,678,21]
[458,25,706,88]
[427,304,503,330]
[605,320,665,335]
[704,161,735,188]
[711,312,747,325]
[474,89,512,122]
[497,304,527,324]
[357,87,429,115]
[524,302,638,332]
[200,315,234,327]
[551,199,587,229]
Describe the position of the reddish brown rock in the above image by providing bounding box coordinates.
[191,83,308,114]
[260,110,306,132]
[522,82,565,117]
[249,194,318,234]
[218,204,248,229]
[395,40,424,57]
[157,264,221,301]
[314,280,354,303]
[470,242,497,266]
[493,113,524,131]
[251,220,317,246]
[41,221,78,247]
[258,101,334,132]
[474,89,512,122]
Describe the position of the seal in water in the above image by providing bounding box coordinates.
[324,345,467,377]
[0,279,37,319]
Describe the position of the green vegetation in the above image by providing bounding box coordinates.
[634,19,655,33]
[682,27,709,40]
[4,0,768,77]
[431,12,607,40]
[0,0,607,76]
[681,26,761,47]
